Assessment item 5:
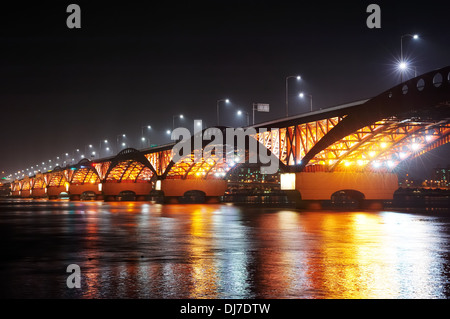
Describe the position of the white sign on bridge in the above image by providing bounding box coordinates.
[256,103,270,112]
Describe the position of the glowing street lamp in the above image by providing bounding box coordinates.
[141,125,151,148]
[99,139,108,157]
[85,144,93,156]
[237,110,249,126]
[399,33,419,82]
[217,99,230,126]
[117,134,126,151]
[299,92,313,112]
[173,114,184,130]
[286,75,301,117]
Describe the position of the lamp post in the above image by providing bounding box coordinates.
[141,125,151,148]
[400,34,419,82]
[84,144,93,157]
[299,92,313,112]
[286,75,301,117]
[237,110,249,126]
[99,140,108,157]
[116,134,126,152]
[217,99,230,126]
[172,114,184,130]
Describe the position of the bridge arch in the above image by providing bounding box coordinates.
[104,148,157,183]
[162,127,288,180]
[331,189,365,207]
[70,159,101,185]
[292,66,450,173]
[102,149,156,201]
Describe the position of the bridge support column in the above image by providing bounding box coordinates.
[291,171,398,209]
[69,184,102,201]
[20,190,31,198]
[161,179,227,203]
[32,188,47,198]
[47,186,67,199]
[102,182,153,201]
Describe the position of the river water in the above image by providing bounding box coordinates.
[1,199,450,299]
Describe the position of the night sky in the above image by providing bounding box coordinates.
[1,0,449,180]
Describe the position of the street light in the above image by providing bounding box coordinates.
[173,114,184,130]
[299,92,313,112]
[99,139,108,157]
[400,33,419,82]
[117,134,126,151]
[237,110,249,126]
[286,75,301,117]
[217,99,230,126]
[141,125,151,148]
[85,144,93,156]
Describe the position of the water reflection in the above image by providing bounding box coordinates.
[0,199,449,298]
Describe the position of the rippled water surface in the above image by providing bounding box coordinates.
[1,199,450,298]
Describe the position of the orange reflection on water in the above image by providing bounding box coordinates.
[65,202,447,299]
[188,206,219,298]
[255,211,446,299]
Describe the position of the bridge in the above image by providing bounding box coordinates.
[10,66,450,208]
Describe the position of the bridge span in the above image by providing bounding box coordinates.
[10,66,450,208]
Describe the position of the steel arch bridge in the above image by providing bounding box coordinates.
[10,66,450,202]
